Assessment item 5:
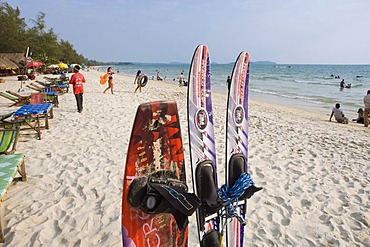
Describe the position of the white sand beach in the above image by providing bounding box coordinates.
[0,70,369,246]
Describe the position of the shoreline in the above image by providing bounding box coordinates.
[111,68,361,121]
[0,70,369,246]
[99,63,369,122]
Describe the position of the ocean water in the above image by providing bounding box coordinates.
[103,63,370,118]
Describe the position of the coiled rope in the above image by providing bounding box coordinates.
[218,172,255,227]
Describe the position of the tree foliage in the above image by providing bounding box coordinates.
[0,3,27,53]
[0,3,102,66]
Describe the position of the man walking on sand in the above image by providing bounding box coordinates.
[364,90,370,127]
[69,65,86,113]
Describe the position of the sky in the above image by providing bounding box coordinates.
[2,0,370,64]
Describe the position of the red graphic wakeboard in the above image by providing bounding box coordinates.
[121,100,188,247]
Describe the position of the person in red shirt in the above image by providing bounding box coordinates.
[69,65,86,113]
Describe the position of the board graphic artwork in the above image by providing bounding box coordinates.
[187,44,223,246]
[122,100,199,247]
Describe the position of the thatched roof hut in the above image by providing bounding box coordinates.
[0,53,25,76]
[0,53,25,68]
[0,57,19,69]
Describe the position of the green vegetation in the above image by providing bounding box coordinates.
[0,3,102,66]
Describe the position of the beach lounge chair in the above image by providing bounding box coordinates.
[36,81,69,93]
[0,92,30,107]
[27,84,47,93]
[0,127,20,155]
[28,82,66,95]
[5,91,30,101]
[56,81,69,93]
[35,80,50,87]
[43,76,63,83]
[26,88,59,107]
[0,113,13,123]
[43,76,69,86]
[0,113,17,130]
[6,103,54,140]
[0,127,27,242]
[29,83,44,91]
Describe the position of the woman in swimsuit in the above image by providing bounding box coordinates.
[103,67,115,94]
[134,70,142,93]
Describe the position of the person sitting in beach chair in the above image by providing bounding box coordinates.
[329,103,348,124]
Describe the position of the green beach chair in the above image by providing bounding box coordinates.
[0,153,26,242]
[0,127,20,155]
[0,116,30,130]
[0,127,26,242]
[0,92,30,107]
[0,113,13,123]
[26,84,43,92]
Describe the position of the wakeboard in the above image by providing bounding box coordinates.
[122,100,197,247]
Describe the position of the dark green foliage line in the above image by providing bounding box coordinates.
[0,2,103,66]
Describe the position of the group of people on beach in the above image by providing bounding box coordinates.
[68,65,370,129]
[68,65,112,113]
[99,67,188,95]
[68,66,139,112]
[99,67,147,94]
[330,90,370,127]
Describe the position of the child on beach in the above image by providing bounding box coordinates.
[178,72,184,87]
[226,75,231,91]
[352,108,364,124]
[156,71,162,81]
[329,103,348,124]
[69,65,86,113]
[103,67,115,94]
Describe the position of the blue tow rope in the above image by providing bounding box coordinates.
[218,172,255,226]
